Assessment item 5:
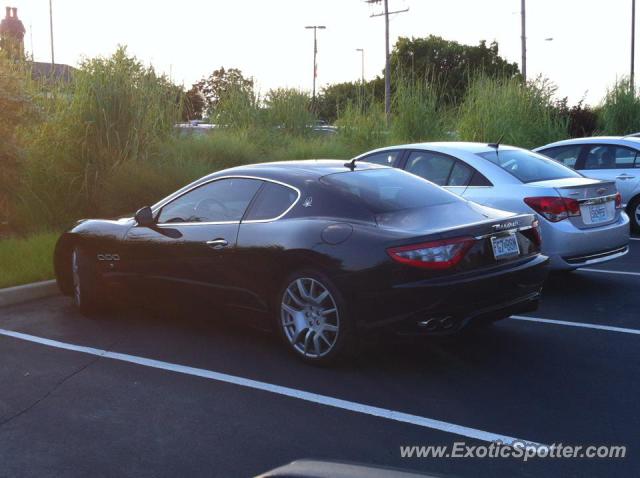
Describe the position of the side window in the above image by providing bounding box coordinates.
[614,147,638,169]
[359,151,399,166]
[583,145,637,170]
[406,151,455,186]
[448,161,474,186]
[541,146,581,169]
[245,182,299,221]
[157,178,261,224]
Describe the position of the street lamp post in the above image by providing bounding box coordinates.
[521,0,526,83]
[305,25,326,102]
[356,48,364,83]
[632,0,636,90]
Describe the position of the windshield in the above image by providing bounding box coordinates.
[321,168,460,214]
[477,149,582,183]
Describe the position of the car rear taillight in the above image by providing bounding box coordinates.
[387,237,475,270]
[524,196,580,222]
[615,192,623,209]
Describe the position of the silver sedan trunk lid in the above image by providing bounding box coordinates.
[527,177,618,229]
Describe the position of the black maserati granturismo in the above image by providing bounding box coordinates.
[54,160,548,364]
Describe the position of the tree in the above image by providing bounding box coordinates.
[390,36,519,105]
[194,67,254,117]
[316,77,384,123]
[182,85,205,121]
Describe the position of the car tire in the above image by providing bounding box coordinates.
[276,270,353,365]
[71,247,105,315]
[628,196,640,233]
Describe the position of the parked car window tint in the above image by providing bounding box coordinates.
[406,151,455,186]
[157,178,262,223]
[477,149,581,183]
[321,168,459,214]
[448,161,474,186]
[469,171,493,186]
[583,145,638,170]
[541,145,581,168]
[359,151,399,166]
[245,182,298,221]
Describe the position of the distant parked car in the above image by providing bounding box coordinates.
[534,136,640,231]
[355,142,630,270]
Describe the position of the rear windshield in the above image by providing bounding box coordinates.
[477,149,581,183]
[320,168,459,214]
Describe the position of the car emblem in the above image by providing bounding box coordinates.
[303,197,313,207]
[596,187,607,195]
[492,221,519,230]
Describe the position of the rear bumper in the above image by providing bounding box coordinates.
[353,254,548,333]
[542,212,630,270]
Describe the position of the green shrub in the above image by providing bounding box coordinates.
[390,76,447,143]
[457,75,568,149]
[262,88,314,135]
[599,78,640,135]
[335,100,388,151]
[14,47,182,231]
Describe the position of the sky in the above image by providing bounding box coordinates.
[5,0,636,105]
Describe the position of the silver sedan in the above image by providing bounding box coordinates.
[355,142,630,270]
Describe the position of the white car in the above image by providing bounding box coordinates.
[355,142,630,270]
[534,136,640,231]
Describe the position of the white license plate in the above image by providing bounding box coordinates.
[585,204,609,224]
[491,233,520,259]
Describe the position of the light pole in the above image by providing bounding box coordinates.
[305,25,326,102]
[632,0,636,90]
[49,0,55,66]
[356,48,364,83]
[521,0,526,83]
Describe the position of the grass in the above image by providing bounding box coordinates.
[457,74,568,149]
[0,232,59,288]
[599,78,640,135]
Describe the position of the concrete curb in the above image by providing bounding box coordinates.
[0,280,60,308]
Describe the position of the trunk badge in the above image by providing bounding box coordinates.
[596,187,607,195]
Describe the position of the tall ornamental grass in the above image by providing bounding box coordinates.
[390,76,448,143]
[457,75,568,149]
[599,78,640,135]
[13,47,182,231]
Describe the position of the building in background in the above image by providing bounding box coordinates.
[0,6,74,82]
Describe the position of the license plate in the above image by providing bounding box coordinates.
[491,233,520,259]
[586,204,609,224]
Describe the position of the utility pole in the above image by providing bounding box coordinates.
[521,0,526,83]
[49,0,55,66]
[305,25,326,102]
[632,0,636,90]
[368,0,409,125]
[356,48,365,83]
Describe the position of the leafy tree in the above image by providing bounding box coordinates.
[182,85,205,121]
[316,77,384,123]
[194,67,254,117]
[390,36,519,105]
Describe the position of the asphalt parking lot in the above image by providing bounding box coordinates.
[0,238,638,477]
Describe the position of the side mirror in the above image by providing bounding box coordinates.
[134,206,154,227]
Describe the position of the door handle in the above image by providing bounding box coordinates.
[617,174,635,179]
[206,239,228,250]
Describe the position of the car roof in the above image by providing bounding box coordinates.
[535,136,640,150]
[355,141,523,158]
[201,159,388,187]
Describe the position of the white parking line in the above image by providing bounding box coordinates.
[0,328,543,447]
[510,316,640,335]
[578,268,640,277]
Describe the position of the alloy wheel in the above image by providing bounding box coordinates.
[281,278,340,358]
